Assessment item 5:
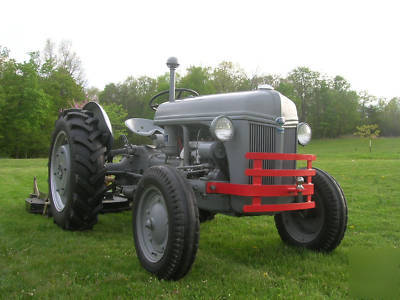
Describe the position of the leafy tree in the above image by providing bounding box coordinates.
[101,103,128,138]
[86,87,100,102]
[0,53,51,157]
[99,83,121,104]
[41,68,85,113]
[288,67,320,122]
[179,66,215,95]
[211,61,250,93]
[354,124,380,152]
[249,74,282,90]
[0,42,86,157]
[40,39,57,77]
[381,98,400,136]
[100,76,159,119]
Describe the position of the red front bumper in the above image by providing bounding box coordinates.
[206,152,316,213]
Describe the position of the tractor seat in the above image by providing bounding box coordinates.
[125,118,164,136]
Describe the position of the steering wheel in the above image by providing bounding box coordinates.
[149,88,199,111]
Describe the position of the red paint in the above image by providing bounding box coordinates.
[243,201,315,213]
[245,169,316,177]
[206,152,316,213]
[206,182,314,197]
[245,152,316,161]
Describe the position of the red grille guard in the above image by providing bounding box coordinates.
[206,153,316,213]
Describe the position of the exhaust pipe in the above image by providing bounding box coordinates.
[166,57,179,102]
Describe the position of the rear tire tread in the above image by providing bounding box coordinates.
[49,109,107,231]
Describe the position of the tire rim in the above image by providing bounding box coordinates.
[50,131,71,212]
[281,191,325,243]
[136,185,169,263]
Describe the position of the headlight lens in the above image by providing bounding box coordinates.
[211,116,234,141]
[297,122,312,145]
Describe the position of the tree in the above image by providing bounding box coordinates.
[179,66,215,95]
[58,40,85,86]
[0,53,52,157]
[0,46,10,66]
[86,86,100,102]
[381,98,400,136]
[211,61,250,93]
[40,39,57,77]
[101,103,128,138]
[249,73,282,90]
[354,124,380,152]
[40,67,85,114]
[288,67,320,122]
[0,42,86,157]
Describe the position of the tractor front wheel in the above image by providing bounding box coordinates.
[274,168,347,252]
[133,166,199,280]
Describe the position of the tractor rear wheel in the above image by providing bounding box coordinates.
[48,109,108,230]
[274,168,347,252]
[133,166,200,280]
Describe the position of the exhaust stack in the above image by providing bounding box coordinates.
[166,57,179,102]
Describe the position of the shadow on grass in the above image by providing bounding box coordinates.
[196,214,344,275]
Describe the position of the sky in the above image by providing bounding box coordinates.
[1,0,399,99]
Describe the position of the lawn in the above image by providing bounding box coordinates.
[1,137,399,299]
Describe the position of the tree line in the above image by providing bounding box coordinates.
[0,41,399,158]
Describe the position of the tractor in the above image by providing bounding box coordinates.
[48,57,347,280]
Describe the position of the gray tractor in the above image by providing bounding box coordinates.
[48,57,347,280]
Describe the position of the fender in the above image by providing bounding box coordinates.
[83,101,113,150]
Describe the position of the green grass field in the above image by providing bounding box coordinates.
[1,137,399,299]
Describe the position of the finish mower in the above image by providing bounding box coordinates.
[46,57,347,280]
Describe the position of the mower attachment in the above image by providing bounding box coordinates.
[25,177,50,215]
[25,177,131,215]
[206,152,316,213]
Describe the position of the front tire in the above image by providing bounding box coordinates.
[274,168,347,252]
[133,166,200,280]
[48,109,108,230]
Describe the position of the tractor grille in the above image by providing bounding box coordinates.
[249,123,297,185]
[249,123,275,184]
[282,127,297,184]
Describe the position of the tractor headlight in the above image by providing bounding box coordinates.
[297,122,312,146]
[210,116,234,142]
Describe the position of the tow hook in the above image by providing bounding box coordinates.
[296,176,305,202]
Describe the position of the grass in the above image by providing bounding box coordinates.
[1,137,399,299]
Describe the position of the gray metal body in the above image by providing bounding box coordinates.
[154,89,298,185]
[101,86,301,216]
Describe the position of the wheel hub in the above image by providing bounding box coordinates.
[50,131,71,212]
[136,186,169,263]
[281,193,325,243]
[146,201,168,246]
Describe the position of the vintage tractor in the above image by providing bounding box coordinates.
[48,57,347,280]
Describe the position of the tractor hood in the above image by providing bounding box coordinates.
[154,89,298,127]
